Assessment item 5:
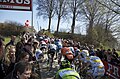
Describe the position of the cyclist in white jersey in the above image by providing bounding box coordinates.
[79,50,105,79]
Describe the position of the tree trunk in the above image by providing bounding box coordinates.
[87,18,94,44]
[48,16,52,32]
[71,12,76,34]
[56,14,61,33]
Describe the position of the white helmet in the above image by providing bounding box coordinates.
[81,50,89,58]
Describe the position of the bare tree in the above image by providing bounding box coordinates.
[67,0,85,34]
[95,6,120,43]
[55,0,68,33]
[96,0,120,14]
[36,0,56,32]
[80,0,100,44]
[81,0,120,45]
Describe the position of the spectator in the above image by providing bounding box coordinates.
[4,45,16,75]
[99,46,105,60]
[89,45,95,56]
[0,37,8,79]
[16,51,30,63]
[4,61,32,79]
[5,35,16,48]
[95,49,100,57]
[15,37,25,60]
[22,43,35,61]
[106,49,112,63]
[103,50,108,61]
[110,54,120,66]
[4,45,16,66]
[112,48,119,58]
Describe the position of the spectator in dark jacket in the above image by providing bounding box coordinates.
[110,54,120,66]
[21,43,35,61]
[112,48,119,58]
[99,46,105,60]
[4,45,16,76]
[5,35,16,48]
[15,37,25,60]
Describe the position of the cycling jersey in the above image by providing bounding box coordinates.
[48,44,57,50]
[35,49,43,60]
[80,56,105,78]
[55,39,62,49]
[74,48,80,57]
[69,47,75,54]
[89,56,104,68]
[55,41,62,50]
[55,68,80,79]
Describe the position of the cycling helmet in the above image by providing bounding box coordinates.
[60,60,71,69]
[81,50,89,58]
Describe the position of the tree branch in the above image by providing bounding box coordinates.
[96,0,120,14]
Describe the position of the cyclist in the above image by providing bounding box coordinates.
[79,50,105,79]
[40,40,47,53]
[47,40,57,70]
[55,60,80,79]
[60,47,74,64]
[55,39,62,59]
[35,49,43,61]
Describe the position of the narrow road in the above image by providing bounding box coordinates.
[39,54,59,79]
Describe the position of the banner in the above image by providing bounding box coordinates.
[0,0,32,11]
[102,61,120,79]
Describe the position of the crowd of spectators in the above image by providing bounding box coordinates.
[0,33,40,79]
[96,47,120,66]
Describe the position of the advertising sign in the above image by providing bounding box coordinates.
[102,61,120,79]
[0,0,32,11]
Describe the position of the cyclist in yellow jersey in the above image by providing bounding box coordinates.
[55,60,81,79]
